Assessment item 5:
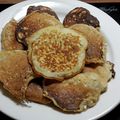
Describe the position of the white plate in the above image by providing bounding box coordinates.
[0,0,120,120]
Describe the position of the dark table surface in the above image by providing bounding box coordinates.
[0,3,120,120]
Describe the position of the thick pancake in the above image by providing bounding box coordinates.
[16,12,62,47]
[70,24,106,64]
[83,61,115,92]
[63,7,100,28]
[27,5,59,20]
[27,26,88,80]
[26,78,51,104]
[1,19,23,50]
[0,50,34,100]
[43,72,102,112]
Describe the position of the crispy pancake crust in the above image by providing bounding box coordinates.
[63,7,100,28]
[0,50,34,100]
[1,19,23,50]
[27,26,88,80]
[70,24,106,64]
[16,12,62,47]
[27,5,59,20]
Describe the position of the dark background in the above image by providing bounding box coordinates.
[0,3,120,120]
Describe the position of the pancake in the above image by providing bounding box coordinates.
[70,24,106,64]
[43,72,102,112]
[1,19,23,50]
[0,50,34,100]
[27,26,88,80]
[16,12,62,47]
[27,5,59,20]
[63,7,100,28]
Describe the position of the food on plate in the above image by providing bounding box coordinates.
[63,7,100,28]
[27,26,88,80]
[26,78,51,104]
[83,61,115,92]
[27,5,59,20]
[43,72,102,112]
[1,19,23,50]
[0,50,34,100]
[43,61,114,112]
[0,5,115,113]
[70,24,106,64]
[16,12,62,47]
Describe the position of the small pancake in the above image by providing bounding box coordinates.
[0,50,34,100]
[16,12,62,47]
[27,26,88,80]
[43,72,102,112]
[27,5,59,20]
[70,24,106,64]
[63,7,100,28]
[1,19,23,50]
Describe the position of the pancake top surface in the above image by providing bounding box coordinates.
[28,26,88,80]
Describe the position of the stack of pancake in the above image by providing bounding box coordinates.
[0,6,115,112]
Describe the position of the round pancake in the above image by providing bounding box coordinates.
[63,7,100,28]
[27,26,88,80]
[70,24,106,64]
[16,12,62,47]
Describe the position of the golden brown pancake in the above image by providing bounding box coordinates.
[16,12,62,47]
[27,26,88,80]
[27,5,59,20]
[43,72,102,112]
[63,7,100,28]
[0,50,34,100]
[70,24,106,64]
[1,19,23,50]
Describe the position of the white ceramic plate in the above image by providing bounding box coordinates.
[0,0,120,120]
